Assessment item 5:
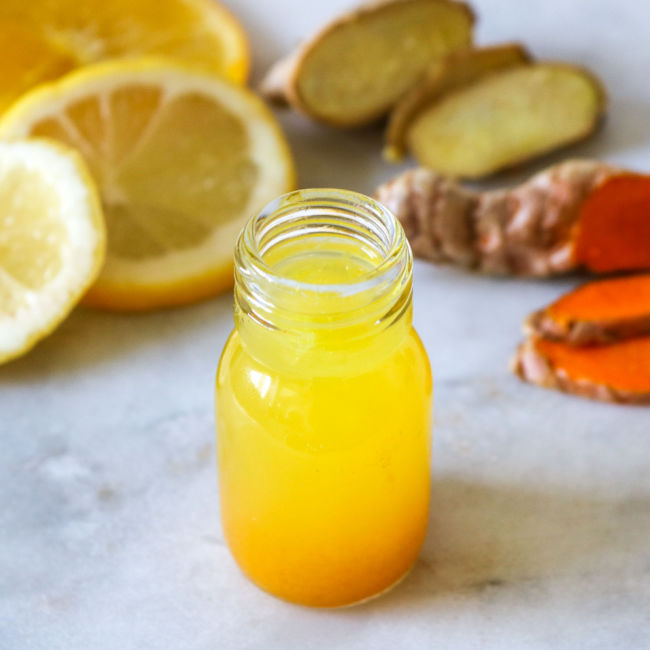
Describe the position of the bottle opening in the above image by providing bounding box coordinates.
[235,188,412,326]
[234,189,413,373]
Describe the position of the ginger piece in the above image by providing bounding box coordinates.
[385,43,532,161]
[526,274,650,345]
[260,0,474,127]
[376,160,650,276]
[511,336,650,404]
[402,62,605,178]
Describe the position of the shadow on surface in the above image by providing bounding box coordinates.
[576,99,650,162]
[277,115,399,194]
[335,476,650,614]
[0,293,233,383]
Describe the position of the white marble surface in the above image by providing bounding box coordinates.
[2,0,650,648]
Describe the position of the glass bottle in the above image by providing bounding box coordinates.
[216,189,432,607]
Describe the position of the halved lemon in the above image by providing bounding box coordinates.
[0,59,295,310]
[0,0,249,113]
[0,139,105,364]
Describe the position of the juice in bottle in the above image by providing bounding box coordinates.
[216,189,432,607]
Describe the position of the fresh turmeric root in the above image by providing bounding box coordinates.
[260,0,474,127]
[512,336,650,404]
[386,46,605,177]
[525,274,650,345]
[375,159,650,276]
[514,274,650,402]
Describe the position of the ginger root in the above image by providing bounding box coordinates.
[260,0,474,127]
[385,43,532,161]
[395,58,605,178]
[512,336,650,404]
[525,274,650,345]
[376,160,650,276]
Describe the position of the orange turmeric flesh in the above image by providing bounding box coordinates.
[525,274,650,344]
[575,175,650,272]
[536,336,650,394]
[550,274,650,320]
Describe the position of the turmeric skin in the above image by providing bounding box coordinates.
[512,336,650,404]
[526,274,650,344]
[376,160,650,276]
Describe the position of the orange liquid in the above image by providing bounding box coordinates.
[216,326,431,607]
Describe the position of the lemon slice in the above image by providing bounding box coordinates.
[0,59,295,310]
[0,0,249,113]
[0,139,105,364]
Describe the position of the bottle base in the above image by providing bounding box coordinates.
[322,562,415,609]
[236,557,417,609]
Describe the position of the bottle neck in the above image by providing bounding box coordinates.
[234,189,413,376]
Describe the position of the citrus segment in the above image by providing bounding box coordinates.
[0,0,248,114]
[0,139,105,363]
[0,60,295,310]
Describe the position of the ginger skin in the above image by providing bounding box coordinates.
[375,159,650,276]
[525,274,650,345]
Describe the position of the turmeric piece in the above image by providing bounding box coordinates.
[512,336,650,404]
[260,0,474,127]
[385,43,532,161]
[574,175,650,272]
[526,274,650,345]
[376,159,650,276]
[401,62,605,178]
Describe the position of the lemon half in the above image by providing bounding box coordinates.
[0,139,105,363]
[0,60,295,310]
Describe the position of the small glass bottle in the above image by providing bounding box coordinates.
[216,189,432,607]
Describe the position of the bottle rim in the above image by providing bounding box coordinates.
[234,188,413,328]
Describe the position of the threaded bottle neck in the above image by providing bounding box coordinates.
[234,189,413,374]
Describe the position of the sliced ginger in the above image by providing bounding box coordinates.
[402,61,605,178]
[385,43,531,161]
[526,275,650,345]
[261,0,474,127]
[376,159,650,277]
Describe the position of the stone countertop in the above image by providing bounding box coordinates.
[2,0,650,648]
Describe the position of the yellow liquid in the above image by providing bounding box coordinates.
[216,248,432,607]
